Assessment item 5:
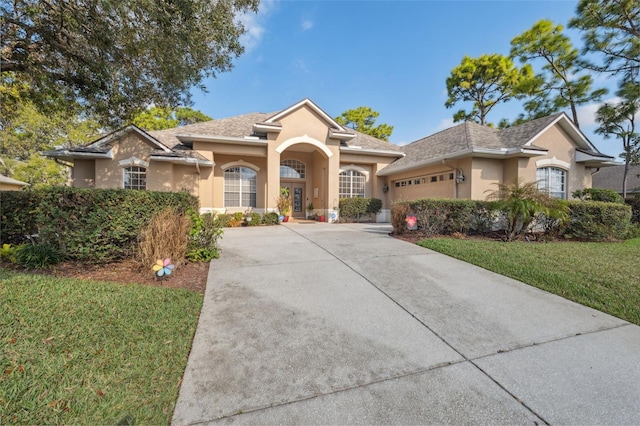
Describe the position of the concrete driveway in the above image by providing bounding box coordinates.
[172,223,640,425]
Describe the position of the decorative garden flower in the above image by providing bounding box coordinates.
[153,258,175,277]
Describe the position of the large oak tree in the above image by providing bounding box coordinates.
[1,0,259,127]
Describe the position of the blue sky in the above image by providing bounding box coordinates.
[190,0,624,158]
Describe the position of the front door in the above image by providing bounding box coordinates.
[283,182,305,219]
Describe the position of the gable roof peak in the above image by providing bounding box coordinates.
[265,98,348,132]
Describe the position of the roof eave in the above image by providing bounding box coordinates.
[575,150,619,167]
[253,123,282,133]
[150,155,215,167]
[340,146,405,157]
[175,134,268,146]
[43,149,114,160]
[330,130,356,140]
[377,147,546,176]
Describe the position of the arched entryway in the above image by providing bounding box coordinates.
[276,137,333,220]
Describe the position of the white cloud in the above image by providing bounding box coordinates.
[237,0,278,52]
[301,19,314,31]
[576,96,622,128]
[434,117,455,132]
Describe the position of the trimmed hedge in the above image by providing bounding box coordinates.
[391,197,633,241]
[0,187,199,263]
[626,196,640,224]
[563,200,632,241]
[339,197,382,222]
[391,199,480,236]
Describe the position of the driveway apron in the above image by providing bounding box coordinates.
[172,223,640,425]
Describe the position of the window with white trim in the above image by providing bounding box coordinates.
[123,166,146,190]
[224,167,257,207]
[339,170,365,198]
[537,167,566,199]
[280,159,305,178]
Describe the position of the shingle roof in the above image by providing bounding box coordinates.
[592,165,640,194]
[379,113,594,175]
[148,112,273,148]
[499,113,563,148]
[345,130,404,152]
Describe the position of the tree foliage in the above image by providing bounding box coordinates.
[335,106,394,141]
[132,107,212,131]
[0,97,101,187]
[445,54,538,126]
[569,0,640,77]
[595,80,640,198]
[510,19,607,128]
[0,0,259,127]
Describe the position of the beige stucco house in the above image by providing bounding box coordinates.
[45,99,615,222]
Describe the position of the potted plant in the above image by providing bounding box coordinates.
[276,187,290,222]
[306,202,314,219]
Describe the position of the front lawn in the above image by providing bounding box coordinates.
[0,270,203,425]
[417,238,640,326]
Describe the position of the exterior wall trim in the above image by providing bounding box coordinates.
[275,135,333,158]
[536,157,571,170]
[119,157,149,168]
[219,160,261,172]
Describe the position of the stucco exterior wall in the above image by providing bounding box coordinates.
[0,183,24,191]
[521,123,590,198]
[470,158,503,200]
[73,159,96,187]
[93,134,153,189]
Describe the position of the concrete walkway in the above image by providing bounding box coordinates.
[172,223,640,425]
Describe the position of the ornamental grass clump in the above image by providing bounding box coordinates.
[138,207,191,269]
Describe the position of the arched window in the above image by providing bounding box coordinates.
[280,159,306,179]
[123,166,146,190]
[224,167,257,207]
[537,167,566,199]
[339,170,366,198]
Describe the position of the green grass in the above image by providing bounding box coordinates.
[0,270,203,425]
[417,238,640,326]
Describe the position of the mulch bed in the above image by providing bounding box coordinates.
[1,258,209,294]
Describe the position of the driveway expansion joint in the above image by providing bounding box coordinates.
[286,225,550,425]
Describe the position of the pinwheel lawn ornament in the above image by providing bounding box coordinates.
[153,258,175,278]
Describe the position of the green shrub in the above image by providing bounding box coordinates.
[15,242,63,268]
[573,188,625,203]
[339,198,382,222]
[626,195,640,224]
[186,213,223,262]
[245,212,262,226]
[262,212,280,225]
[391,199,478,236]
[0,190,39,245]
[0,243,17,263]
[564,201,632,241]
[0,187,198,263]
[214,213,234,228]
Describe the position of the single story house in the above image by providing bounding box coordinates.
[0,175,29,191]
[45,98,616,221]
[592,165,640,196]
